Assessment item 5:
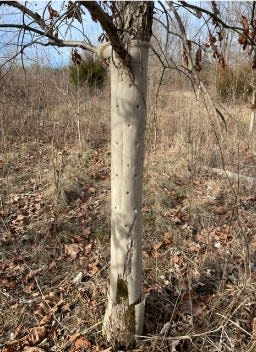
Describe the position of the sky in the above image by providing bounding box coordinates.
[0,1,103,67]
[0,1,245,69]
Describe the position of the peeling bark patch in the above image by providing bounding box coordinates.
[116,277,129,303]
[104,301,135,349]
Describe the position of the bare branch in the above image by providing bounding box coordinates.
[168,1,227,131]
[81,1,129,64]
[0,1,48,31]
[0,23,46,36]
[49,38,96,53]
[178,1,243,32]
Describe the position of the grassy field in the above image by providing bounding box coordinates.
[1,64,256,351]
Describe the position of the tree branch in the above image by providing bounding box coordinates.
[0,1,48,31]
[168,1,227,131]
[0,23,46,36]
[178,1,243,33]
[81,1,129,64]
[49,38,96,52]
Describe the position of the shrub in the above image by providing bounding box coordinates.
[69,56,107,89]
[214,64,252,103]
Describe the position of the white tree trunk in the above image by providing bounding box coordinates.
[103,41,148,348]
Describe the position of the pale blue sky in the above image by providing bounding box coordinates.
[0,1,102,67]
[0,1,242,68]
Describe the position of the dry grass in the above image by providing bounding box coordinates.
[1,64,256,351]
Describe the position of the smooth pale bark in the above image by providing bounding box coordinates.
[102,41,149,348]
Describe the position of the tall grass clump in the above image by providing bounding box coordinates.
[69,57,107,89]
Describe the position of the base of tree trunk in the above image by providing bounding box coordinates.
[103,293,145,349]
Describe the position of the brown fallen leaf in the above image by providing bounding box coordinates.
[16,214,25,221]
[65,243,82,259]
[70,335,92,352]
[4,326,47,348]
[25,268,43,282]
[23,347,46,352]
[23,326,47,346]
[39,312,53,325]
[0,277,16,288]
[152,241,163,258]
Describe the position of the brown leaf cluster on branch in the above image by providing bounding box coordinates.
[183,41,205,72]
[238,15,250,50]
[47,5,59,19]
[211,0,220,25]
[238,15,256,52]
[45,5,59,38]
[183,40,191,69]
[190,1,225,70]
[67,1,84,23]
[208,2,225,68]
[205,33,225,68]
[71,49,82,65]
[195,47,202,71]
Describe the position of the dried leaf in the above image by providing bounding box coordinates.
[67,1,84,23]
[253,55,256,69]
[25,268,43,282]
[39,312,53,325]
[70,335,92,352]
[0,277,15,288]
[195,9,202,18]
[183,51,189,68]
[211,1,220,15]
[89,262,99,274]
[238,33,248,50]
[218,54,226,69]
[26,326,47,345]
[195,48,202,71]
[48,5,59,19]
[16,214,25,221]
[23,347,46,352]
[187,40,192,51]
[209,35,217,45]
[239,15,249,31]
[152,241,163,258]
[65,243,82,259]
[71,49,82,65]
[217,31,224,41]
